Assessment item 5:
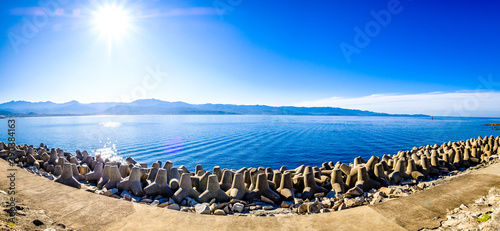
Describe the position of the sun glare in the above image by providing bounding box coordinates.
[92,4,132,44]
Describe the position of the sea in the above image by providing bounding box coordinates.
[1,115,499,170]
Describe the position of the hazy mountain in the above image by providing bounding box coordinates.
[0,99,428,117]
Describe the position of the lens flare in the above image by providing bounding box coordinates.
[163,136,184,156]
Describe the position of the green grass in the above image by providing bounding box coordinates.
[477,213,492,223]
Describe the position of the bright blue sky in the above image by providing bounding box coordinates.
[1,0,499,116]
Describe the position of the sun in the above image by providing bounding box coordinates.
[92,4,131,40]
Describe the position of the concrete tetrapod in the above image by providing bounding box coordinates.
[465,148,480,164]
[75,150,83,160]
[85,161,104,182]
[198,174,230,203]
[172,173,201,204]
[373,163,390,187]
[53,165,62,176]
[236,167,247,174]
[411,153,420,166]
[292,174,305,193]
[365,156,379,178]
[452,149,461,169]
[86,157,95,171]
[40,152,50,162]
[266,167,274,181]
[57,149,64,158]
[147,164,159,182]
[56,157,67,167]
[194,171,210,193]
[330,169,347,193]
[302,166,329,199]
[55,163,81,189]
[179,165,190,175]
[69,156,78,164]
[169,167,181,191]
[321,162,331,171]
[442,152,456,171]
[117,167,144,197]
[389,158,410,185]
[48,148,58,165]
[97,164,111,189]
[26,154,36,166]
[190,175,200,192]
[139,167,148,182]
[246,173,280,204]
[119,164,128,178]
[353,156,366,166]
[144,168,174,198]
[248,168,258,191]
[213,166,222,181]
[457,149,471,168]
[79,164,89,175]
[162,160,173,183]
[406,159,424,181]
[337,163,351,176]
[272,171,282,191]
[312,167,324,186]
[295,165,305,174]
[226,173,250,200]
[219,170,233,191]
[195,164,205,176]
[430,151,444,171]
[103,165,122,189]
[81,150,89,162]
[71,164,86,181]
[355,166,381,192]
[125,157,138,165]
[277,171,295,201]
[243,170,251,189]
[345,166,359,189]
[419,156,435,177]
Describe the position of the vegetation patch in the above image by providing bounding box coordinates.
[476,212,492,223]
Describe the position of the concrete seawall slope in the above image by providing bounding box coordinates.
[1,159,500,231]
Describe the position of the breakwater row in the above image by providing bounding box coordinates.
[0,135,499,215]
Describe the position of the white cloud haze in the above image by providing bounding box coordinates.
[295,91,500,117]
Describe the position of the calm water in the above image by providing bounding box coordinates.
[1,115,499,170]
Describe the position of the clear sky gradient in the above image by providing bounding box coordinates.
[1,0,499,116]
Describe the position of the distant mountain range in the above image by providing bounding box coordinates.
[0,99,428,117]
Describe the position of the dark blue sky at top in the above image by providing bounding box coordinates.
[224,0,500,90]
[0,0,499,106]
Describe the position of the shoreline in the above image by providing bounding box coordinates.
[4,113,500,120]
[0,114,432,120]
[1,153,500,230]
[1,136,499,230]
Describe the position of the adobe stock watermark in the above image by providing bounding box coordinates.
[446,74,500,118]
[116,65,166,102]
[8,0,71,54]
[339,0,404,63]
[6,119,17,227]
[212,0,243,20]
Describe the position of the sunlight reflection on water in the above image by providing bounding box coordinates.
[100,122,122,128]
[93,139,123,162]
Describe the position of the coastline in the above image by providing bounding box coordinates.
[1,156,500,230]
[0,136,499,230]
